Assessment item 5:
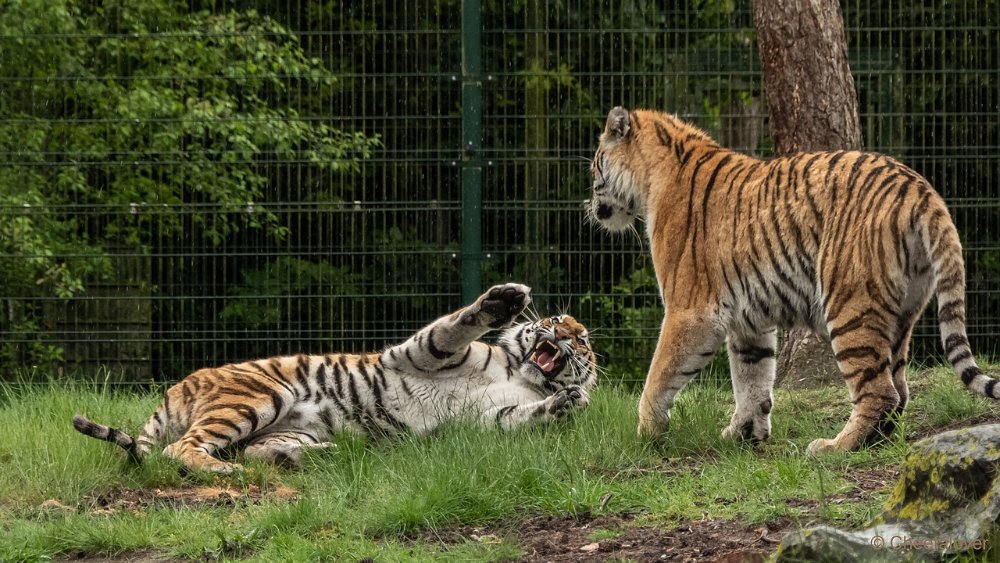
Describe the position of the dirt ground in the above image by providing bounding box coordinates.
[55,469,889,563]
[53,414,1000,563]
[422,513,784,563]
[416,465,898,563]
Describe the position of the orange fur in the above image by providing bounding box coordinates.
[589,106,996,452]
[74,284,597,472]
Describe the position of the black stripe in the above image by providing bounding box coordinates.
[180,381,194,403]
[253,360,297,397]
[700,153,734,237]
[938,300,965,324]
[656,120,674,147]
[679,133,702,167]
[949,350,972,365]
[829,313,870,340]
[756,212,810,314]
[800,154,825,231]
[481,346,494,372]
[834,346,881,362]
[400,375,416,398]
[347,369,365,425]
[985,379,999,397]
[200,427,231,442]
[405,348,429,372]
[850,391,898,406]
[746,245,796,321]
[295,355,313,401]
[823,150,851,203]
[200,416,243,435]
[325,361,351,417]
[357,355,372,387]
[232,404,260,433]
[495,405,518,427]
[732,345,775,365]
[760,399,773,415]
[944,334,970,356]
[426,327,453,359]
[370,369,408,432]
[961,366,981,385]
[443,346,473,370]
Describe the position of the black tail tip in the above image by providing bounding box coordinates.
[72,414,93,433]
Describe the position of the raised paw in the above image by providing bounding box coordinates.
[546,385,589,419]
[467,283,531,328]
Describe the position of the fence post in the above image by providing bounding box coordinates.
[460,0,483,303]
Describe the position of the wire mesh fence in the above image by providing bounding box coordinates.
[1,1,998,385]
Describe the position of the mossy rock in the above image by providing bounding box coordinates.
[880,424,1000,537]
[777,424,1000,562]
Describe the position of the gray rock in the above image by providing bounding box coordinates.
[776,424,1000,561]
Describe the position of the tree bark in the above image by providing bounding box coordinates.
[753,0,863,387]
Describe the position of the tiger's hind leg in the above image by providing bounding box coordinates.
[161,402,277,473]
[808,300,900,453]
[244,432,333,468]
[881,269,935,437]
[163,437,244,474]
[722,330,777,442]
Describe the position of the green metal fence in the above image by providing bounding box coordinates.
[1,1,998,384]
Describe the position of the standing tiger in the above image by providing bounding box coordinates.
[73,283,596,472]
[588,106,997,453]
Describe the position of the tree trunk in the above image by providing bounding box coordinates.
[753,0,863,387]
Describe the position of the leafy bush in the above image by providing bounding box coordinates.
[0,0,379,366]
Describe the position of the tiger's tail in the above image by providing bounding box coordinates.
[72,415,144,463]
[921,197,1000,399]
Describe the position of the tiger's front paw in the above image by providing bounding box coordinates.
[806,437,849,454]
[466,283,531,328]
[722,417,771,443]
[546,385,589,420]
[637,414,669,439]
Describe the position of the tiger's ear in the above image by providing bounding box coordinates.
[605,107,631,140]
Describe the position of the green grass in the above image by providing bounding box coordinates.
[1,364,998,561]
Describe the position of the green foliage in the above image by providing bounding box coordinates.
[0,0,378,367]
[580,264,662,380]
[220,256,362,331]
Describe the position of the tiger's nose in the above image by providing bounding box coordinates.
[555,326,571,340]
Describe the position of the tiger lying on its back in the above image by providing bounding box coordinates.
[588,106,998,453]
[74,284,596,472]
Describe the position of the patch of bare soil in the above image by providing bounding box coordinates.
[422,513,789,562]
[81,483,297,515]
[55,550,168,563]
[53,485,297,562]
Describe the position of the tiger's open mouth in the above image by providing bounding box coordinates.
[530,340,566,376]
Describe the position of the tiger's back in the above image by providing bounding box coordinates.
[589,106,994,453]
